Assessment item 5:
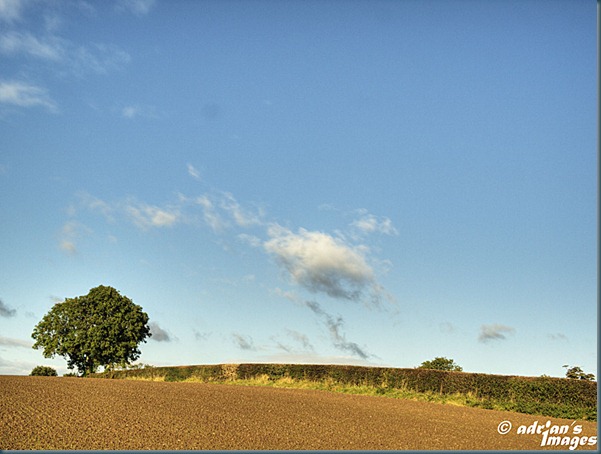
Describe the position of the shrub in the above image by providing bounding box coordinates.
[564,365,595,381]
[30,366,58,376]
[419,357,463,372]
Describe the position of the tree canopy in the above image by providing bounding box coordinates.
[418,356,463,372]
[32,285,151,376]
[30,365,58,376]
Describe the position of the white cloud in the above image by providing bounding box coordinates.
[125,201,180,229]
[478,324,516,343]
[351,211,398,236]
[264,225,384,305]
[0,80,57,111]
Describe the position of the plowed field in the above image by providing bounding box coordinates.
[0,376,597,450]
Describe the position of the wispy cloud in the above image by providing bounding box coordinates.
[68,42,130,76]
[547,332,568,342]
[220,192,263,227]
[237,233,262,248]
[285,329,314,351]
[121,104,158,119]
[478,324,516,343]
[0,335,31,348]
[122,105,140,118]
[271,329,314,353]
[0,299,16,317]
[116,0,156,16]
[439,322,456,334]
[264,225,385,306]
[58,220,92,255]
[76,192,114,222]
[0,1,131,80]
[350,210,398,236]
[59,240,76,254]
[193,330,211,342]
[0,31,63,60]
[232,333,256,351]
[0,30,130,76]
[304,300,371,359]
[194,195,227,232]
[71,191,251,233]
[0,0,25,23]
[125,200,181,229]
[0,80,57,112]
[0,355,38,376]
[149,322,172,342]
[188,191,264,232]
[187,163,201,180]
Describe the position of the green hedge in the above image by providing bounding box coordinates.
[95,363,596,420]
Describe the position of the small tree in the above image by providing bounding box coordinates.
[32,285,151,376]
[563,365,595,381]
[419,356,463,372]
[30,366,58,376]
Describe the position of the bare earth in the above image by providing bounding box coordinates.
[0,376,597,450]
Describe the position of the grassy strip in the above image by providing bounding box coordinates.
[95,365,597,421]
[198,374,488,407]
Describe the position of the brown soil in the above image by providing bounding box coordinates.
[0,376,597,450]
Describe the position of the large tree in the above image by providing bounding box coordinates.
[32,285,151,376]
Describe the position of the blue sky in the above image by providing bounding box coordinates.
[0,0,596,378]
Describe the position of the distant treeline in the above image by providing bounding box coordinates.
[95,363,597,421]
